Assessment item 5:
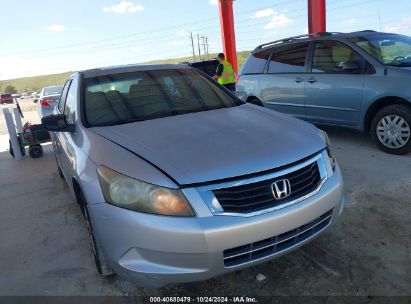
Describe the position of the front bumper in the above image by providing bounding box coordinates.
[88,164,344,287]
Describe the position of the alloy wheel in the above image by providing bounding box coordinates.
[376,115,411,149]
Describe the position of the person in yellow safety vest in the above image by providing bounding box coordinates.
[212,53,236,92]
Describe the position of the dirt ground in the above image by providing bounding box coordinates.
[0,98,40,136]
[0,105,410,298]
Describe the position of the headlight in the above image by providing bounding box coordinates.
[320,130,336,170]
[97,166,195,217]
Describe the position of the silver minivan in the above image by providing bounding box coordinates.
[42,64,344,287]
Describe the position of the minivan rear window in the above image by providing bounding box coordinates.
[84,68,242,127]
[242,48,273,74]
[268,43,309,73]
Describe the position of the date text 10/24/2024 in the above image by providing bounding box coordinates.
[149,297,258,303]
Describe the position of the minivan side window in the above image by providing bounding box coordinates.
[268,43,309,74]
[64,80,78,124]
[312,41,361,73]
[243,48,273,74]
[58,80,72,113]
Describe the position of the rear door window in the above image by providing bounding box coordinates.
[268,42,309,74]
[242,48,273,74]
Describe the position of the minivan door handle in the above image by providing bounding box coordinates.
[295,77,304,83]
[307,77,317,84]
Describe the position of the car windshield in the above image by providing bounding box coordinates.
[84,68,242,127]
[44,85,63,96]
[350,34,411,67]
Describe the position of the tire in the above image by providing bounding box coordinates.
[370,105,411,155]
[76,187,115,277]
[29,145,43,158]
[9,138,26,158]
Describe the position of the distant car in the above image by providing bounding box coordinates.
[37,85,63,118]
[238,30,411,155]
[182,59,219,77]
[0,94,13,104]
[20,93,30,99]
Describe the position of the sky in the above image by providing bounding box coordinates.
[1,0,411,80]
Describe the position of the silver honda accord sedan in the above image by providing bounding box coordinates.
[41,64,344,287]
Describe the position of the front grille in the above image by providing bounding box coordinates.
[213,161,321,214]
[223,209,333,267]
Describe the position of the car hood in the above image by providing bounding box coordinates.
[90,104,325,185]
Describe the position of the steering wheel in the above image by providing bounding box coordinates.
[393,56,406,62]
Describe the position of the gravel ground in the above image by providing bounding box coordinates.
[0,118,410,298]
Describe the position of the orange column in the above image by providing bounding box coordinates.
[218,0,238,74]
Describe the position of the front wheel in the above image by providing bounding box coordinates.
[371,105,411,155]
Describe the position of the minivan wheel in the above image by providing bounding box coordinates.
[76,188,115,277]
[371,105,411,155]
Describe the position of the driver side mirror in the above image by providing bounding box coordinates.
[343,60,360,72]
[41,114,74,132]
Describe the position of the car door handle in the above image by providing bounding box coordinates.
[307,77,317,84]
[295,77,304,83]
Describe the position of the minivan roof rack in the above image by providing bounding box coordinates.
[254,32,342,51]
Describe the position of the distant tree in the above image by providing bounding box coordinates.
[4,85,17,94]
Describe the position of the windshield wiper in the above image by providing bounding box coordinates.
[92,117,146,127]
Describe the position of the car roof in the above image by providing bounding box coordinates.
[78,63,192,78]
[253,30,401,52]
[182,59,219,64]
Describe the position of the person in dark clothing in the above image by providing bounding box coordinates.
[212,53,236,92]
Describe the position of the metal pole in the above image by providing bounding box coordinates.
[13,107,23,134]
[197,34,202,61]
[202,36,207,59]
[378,9,382,32]
[190,32,196,61]
[206,37,209,58]
[3,108,22,160]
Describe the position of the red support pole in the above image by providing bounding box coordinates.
[308,0,326,33]
[218,0,238,74]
